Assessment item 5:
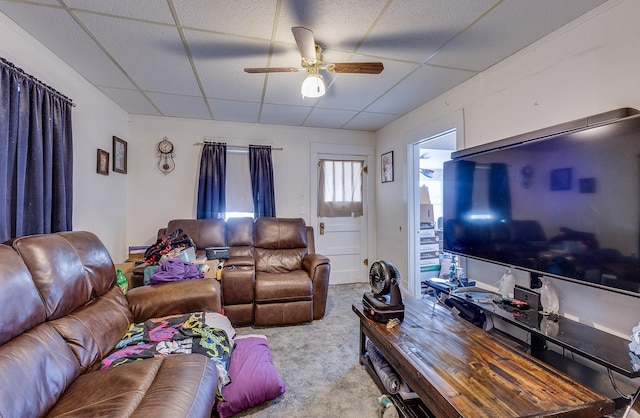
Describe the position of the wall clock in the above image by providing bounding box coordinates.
[520,164,534,189]
[157,137,175,175]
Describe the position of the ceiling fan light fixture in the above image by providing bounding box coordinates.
[301,74,325,98]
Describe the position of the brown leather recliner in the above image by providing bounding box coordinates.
[253,217,331,326]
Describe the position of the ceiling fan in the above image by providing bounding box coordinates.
[244,26,384,98]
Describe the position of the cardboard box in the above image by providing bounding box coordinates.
[419,256,440,266]
[420,235,439,245]
[127,245,149,262]
[420,185,431,204]
[419,228,436,237]
[420,243,440,252]
[420,264,441,280]
[420,203,434,223]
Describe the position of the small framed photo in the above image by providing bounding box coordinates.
[550,167,571,191]
[112,136,127,174]
[381,151,394,183]
[579,177,596,193]
[97,149,109,175]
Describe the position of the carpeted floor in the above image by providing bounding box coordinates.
[233,282,383,418]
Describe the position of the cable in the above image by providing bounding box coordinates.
[607,368,633,400]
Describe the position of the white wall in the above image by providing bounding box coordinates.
[376,0,640,338]
[127,115,374,248]
[0,13,129,259]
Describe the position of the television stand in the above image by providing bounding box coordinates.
[429,281,640,412]
[353,298,614,417]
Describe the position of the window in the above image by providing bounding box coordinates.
[318,159,364,217]
[225,151,254,219]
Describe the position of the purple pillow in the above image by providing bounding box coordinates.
[216,335,285,418]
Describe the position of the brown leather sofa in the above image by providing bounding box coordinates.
[137,217,331,327]
[0,231,222,417]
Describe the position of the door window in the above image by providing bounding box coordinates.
[318,159,364,217]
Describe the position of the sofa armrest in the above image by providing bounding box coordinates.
[302,253,330,276]
[126,278,221,322]
[302,253,331,320]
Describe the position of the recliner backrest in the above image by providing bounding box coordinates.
[166,218,227,250]
[11,231,133,372]
[0,237,88,418]
[226,217,254,257]
[254,217,308,273]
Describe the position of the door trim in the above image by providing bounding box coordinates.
[406,110,465,297]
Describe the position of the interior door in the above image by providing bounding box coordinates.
[311,145,372,285]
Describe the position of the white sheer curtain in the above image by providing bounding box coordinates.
[226,151,254,216]
[318,159,363,217]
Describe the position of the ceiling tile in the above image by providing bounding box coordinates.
[147,92,211,119]
[208,98,261,123]
[64,0,175,24]
[304,107,359,129]
[184,29,270,101]
[260,103,312,126]
[318,51,419,111]
[342,112,400,131]
[367,65,476,114]
[173,0,277,40]
[74,11,200,95]
[98,87,160,115]
[0,1,135,89]
[427,0,609,71]
[276,0,388,50]
[357,0,496,63]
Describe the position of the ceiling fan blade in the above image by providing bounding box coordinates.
[291,26,317,63]
[328,62,384,74]
[244,67,302,73]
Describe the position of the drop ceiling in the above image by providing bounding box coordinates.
[0,0,608,131]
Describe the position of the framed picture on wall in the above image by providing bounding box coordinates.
[550,167,571,191]
[382,151,394,183]
[97,149,109,175]
[113,136,127,174]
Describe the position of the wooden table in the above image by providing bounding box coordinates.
[354,297,615,417]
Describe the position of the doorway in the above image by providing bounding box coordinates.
[310,143,374,285]
[407,131,457,296]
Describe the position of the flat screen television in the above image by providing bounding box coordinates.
[443,108,640,297]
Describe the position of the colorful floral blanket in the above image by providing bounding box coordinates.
[101,311,233,399]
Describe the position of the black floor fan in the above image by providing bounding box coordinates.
[363,260,404,323]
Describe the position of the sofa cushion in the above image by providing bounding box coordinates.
[50,286,133,372]
[0,245,47,344]
[255,270,312,303]
[56,231,118,297]
[12,234,92,320]
[255,248,307,272]
[46,355,218,418]
[127,278,222,322]
[0,324,81,418]
[254,301,313,326]
[11,231,114,320]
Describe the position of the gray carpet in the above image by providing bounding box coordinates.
[233,282,382,417]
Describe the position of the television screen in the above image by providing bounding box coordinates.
[443,109,640,297]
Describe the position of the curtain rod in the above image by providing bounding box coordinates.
[0,57,75,107]
[193,142,283,151]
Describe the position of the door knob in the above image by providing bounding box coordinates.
[319,222,325,235]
